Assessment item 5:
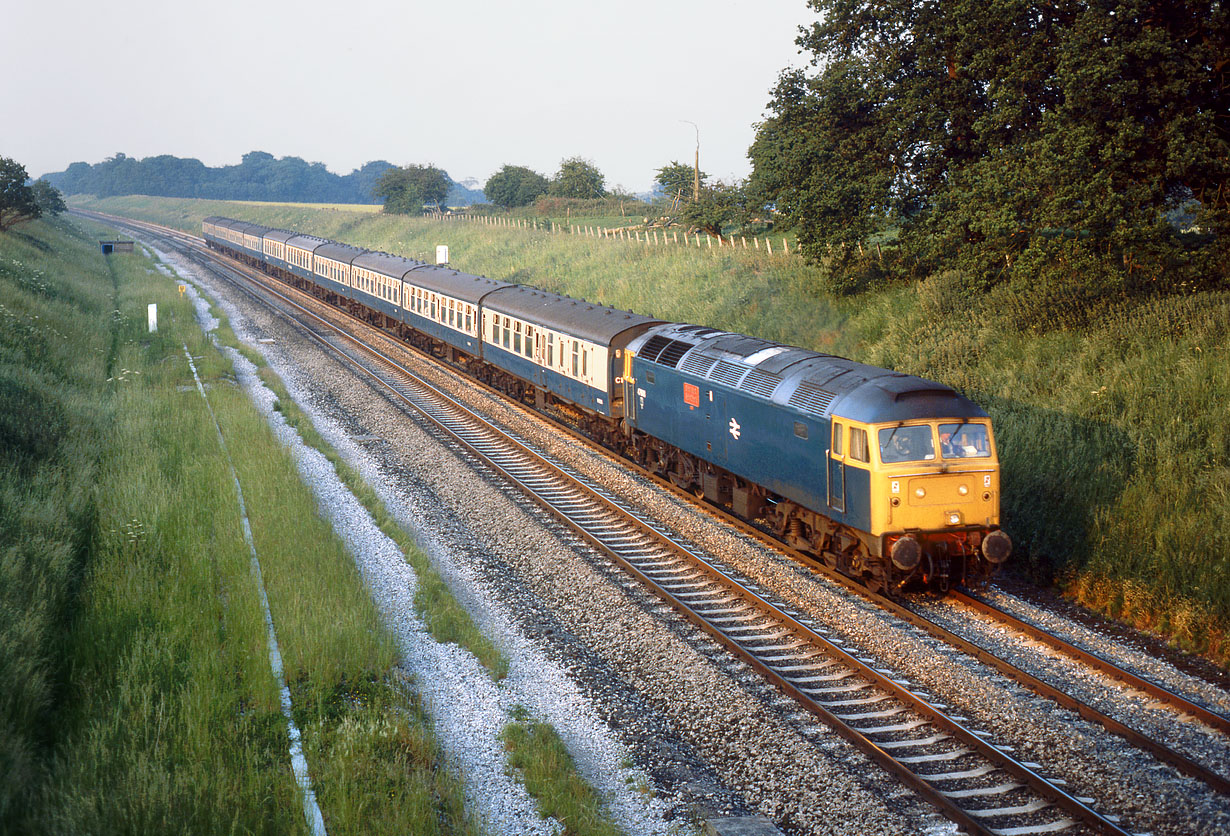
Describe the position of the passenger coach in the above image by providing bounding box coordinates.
[480,286,660,434]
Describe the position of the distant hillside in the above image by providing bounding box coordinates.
[446,179,486,207]
[44,152,487,207]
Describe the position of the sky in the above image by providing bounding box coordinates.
[4,0,817,194]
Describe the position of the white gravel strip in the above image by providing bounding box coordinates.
[150,244,676,836]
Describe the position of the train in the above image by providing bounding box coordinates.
[203,216,1011,593]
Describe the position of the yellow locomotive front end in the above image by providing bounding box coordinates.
[868,419,1011,590]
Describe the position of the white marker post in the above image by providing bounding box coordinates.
[436,245,449,265]
[148,303,158,333]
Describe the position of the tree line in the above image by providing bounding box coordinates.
[747,0,1229,293]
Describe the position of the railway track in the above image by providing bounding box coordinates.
[89,210,1225,832]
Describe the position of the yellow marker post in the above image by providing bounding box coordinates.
[178,284,187,296]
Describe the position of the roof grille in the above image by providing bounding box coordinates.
[658,340,692,367]
[639,335,672,363]
[788,381,837,416]
[639,335,694,368]
[740,369,781,399]
[679,353,718,377]
[710,360,748,388]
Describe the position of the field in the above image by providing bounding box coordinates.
[71,195,1230,665]
[0,215,478,834]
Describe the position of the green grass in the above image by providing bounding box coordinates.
[0,216,477,834]
[502,707,626,836]
[254,366,509,680]
[72,195,1230,665]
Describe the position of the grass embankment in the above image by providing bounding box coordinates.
[1,216,475,834]
[73,195,1230,665]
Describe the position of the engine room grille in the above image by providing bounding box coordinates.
[740,369,782,399]
[679,354,719,377]
[639,335,695,368]
[788,381,837,416]
[709,360,748,388]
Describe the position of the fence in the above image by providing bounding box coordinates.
[434,212,794,256]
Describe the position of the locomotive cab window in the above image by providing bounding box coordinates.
[939,422,991,459]
[878,424,936,463]
[849,427,870,463]
[832,422,844,455]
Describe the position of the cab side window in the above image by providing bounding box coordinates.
[849,428,870,463]
[832,422,844,456]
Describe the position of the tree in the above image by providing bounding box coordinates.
[30,180,66,216]
[680,181,750,237]
[750,0,1230,288]
[484,165,549,208]
[0,157,41,231]
[374,164,452,214]
[549,157,605,199]
[655,161,708,206]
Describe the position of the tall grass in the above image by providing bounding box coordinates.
[0,217,114,824]
[1,216,477,834]
[74,196,1230,663]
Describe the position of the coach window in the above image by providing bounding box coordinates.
[465,305,473,333]
[546,333,554,366]
[581,346,588,377]
[490,314,498,342]
[524,326,534,357]
[513,321,523,353]
[572,341,580,377]
[502,317,511,349]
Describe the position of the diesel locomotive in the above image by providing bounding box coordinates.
[203,216,1011,592]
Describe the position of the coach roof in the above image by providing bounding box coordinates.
[484,285,662,345]
[314,241,366,263]
[396,264,515,306]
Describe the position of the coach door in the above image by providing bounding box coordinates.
[828,421,846,513]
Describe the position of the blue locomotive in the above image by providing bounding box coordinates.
[203,216,1010,591]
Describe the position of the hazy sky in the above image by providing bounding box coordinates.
[5,0,816,192]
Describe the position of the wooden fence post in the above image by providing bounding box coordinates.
[766,239,773,255]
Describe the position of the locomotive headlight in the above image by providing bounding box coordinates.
[914,487,926,498]
[957,485,968,496]
[947,512,962,525]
